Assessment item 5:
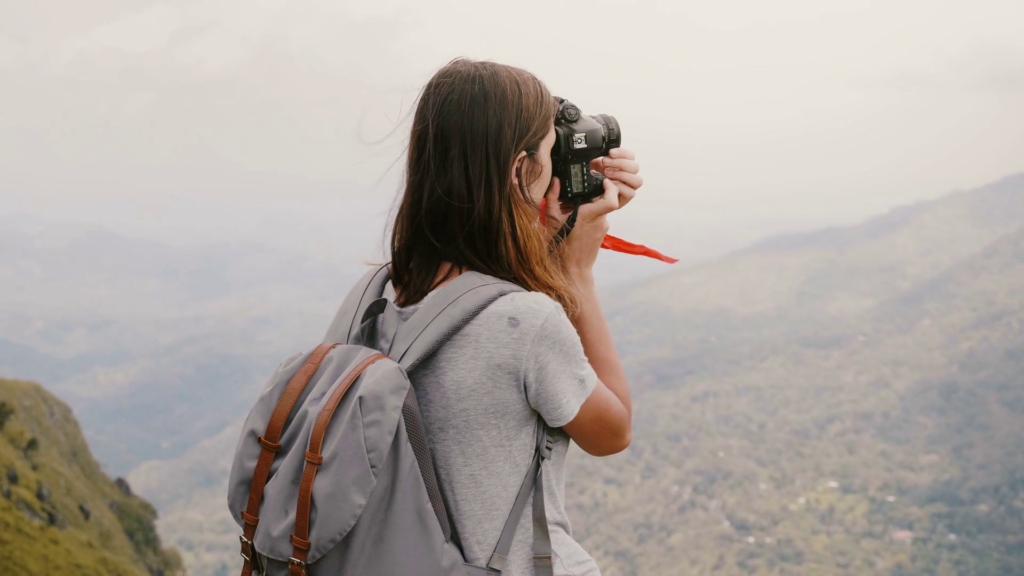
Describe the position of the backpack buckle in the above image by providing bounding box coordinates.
[239,534,264,574]
[539,432,554,460]
[288,556,307,576]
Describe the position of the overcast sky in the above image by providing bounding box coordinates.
[2,0,1022,276]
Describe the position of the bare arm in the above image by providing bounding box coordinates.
[542,148,642,456]
[561,270,632,456]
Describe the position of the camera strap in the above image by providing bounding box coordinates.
[543,198,679,264]
[599,234,678,263]
[552,198,583,245]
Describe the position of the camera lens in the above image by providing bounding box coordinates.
[594,114,621,152]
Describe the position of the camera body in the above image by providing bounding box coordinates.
[551,97,621,203]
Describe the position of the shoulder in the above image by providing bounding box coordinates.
[480,290,566,329]
[453,289,571,347]
[490,290,564,314]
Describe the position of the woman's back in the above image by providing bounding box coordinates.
[378,57,638,575]
[382,279,601,576]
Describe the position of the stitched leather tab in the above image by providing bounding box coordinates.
[290,535,311,550]
[304,451,324,465]
[257,435,281,452]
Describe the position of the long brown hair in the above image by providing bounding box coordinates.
[389,58,579,316]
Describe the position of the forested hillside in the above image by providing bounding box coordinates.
[0,378,182,575]
[570,174,1024,574]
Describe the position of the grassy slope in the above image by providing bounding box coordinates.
[0,378,183,575]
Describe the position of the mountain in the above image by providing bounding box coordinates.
[130,422,242,575]
[0,377,182,575]
[0,222,362,474]
[568,174,1024,575]
[126,172,1024,575]
[603,173,1024,391]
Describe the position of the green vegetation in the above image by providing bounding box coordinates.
[564,178,1024,575]
[0,378,183,575]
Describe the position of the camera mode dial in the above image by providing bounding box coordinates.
[561,105,581,123]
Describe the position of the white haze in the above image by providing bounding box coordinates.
[1,0,1023,277]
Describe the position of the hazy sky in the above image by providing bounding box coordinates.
[2,0,1022,274]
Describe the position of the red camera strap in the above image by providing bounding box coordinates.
[600,234,678,263]
[539,199,678,264]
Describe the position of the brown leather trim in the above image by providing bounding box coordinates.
[257,435,281,452]
[239,342,340,576]
[288,352,387,574]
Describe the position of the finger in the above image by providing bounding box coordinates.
[615,183,637,208]
[544,176,560,205]
[598,178,622,213]
[579,178,620,220]
[608,170,643,190]
[608,148,635,161]
[600,158,640,175]
[543,177,568,227]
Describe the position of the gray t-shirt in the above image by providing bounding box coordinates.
[381,280,601,576]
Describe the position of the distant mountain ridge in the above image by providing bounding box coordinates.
[0,223,359,474]
[748,173,1024,255]
[619,173,1024,318]
[604,172,1024,395]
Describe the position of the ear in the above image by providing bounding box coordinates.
[511,150,528,188]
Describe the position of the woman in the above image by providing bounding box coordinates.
[383,58,640,576]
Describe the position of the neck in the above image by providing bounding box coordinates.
[394,261,465,301]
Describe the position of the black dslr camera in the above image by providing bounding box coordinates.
[551,97,622,203]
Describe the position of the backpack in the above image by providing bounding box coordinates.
[227,264,558,576]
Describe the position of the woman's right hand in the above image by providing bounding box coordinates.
[543,149,641,279]
[545,178,617,278]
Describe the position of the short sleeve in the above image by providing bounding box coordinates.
[522,305,599,428]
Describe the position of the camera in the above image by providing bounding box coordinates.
[551,97,621,203]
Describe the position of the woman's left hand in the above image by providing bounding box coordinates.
[590,148,641,211]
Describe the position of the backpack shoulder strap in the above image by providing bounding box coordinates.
[322,265,525,367]
[322,264,391,344]
[486,417,554,576]
[387,271,525,371]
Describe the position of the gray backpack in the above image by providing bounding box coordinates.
[227,264,557,576]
